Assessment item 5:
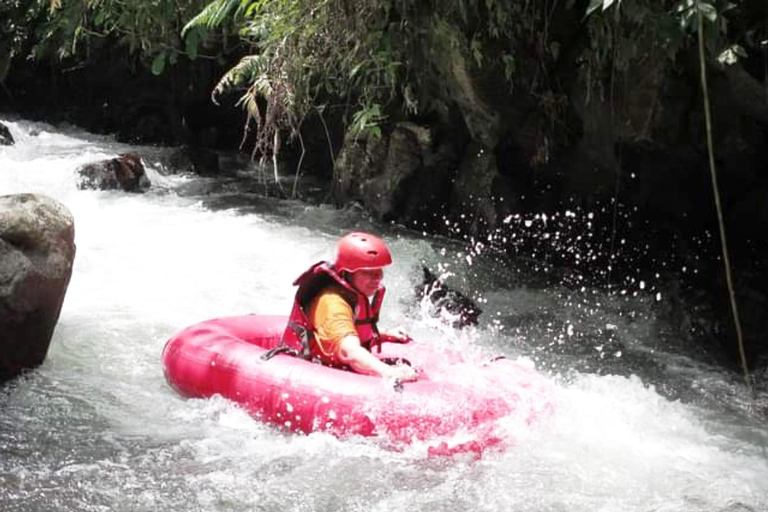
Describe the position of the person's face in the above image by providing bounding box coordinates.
[349,268,384,297]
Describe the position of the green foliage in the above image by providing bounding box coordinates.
[586,0,623,18]
[350,103,386,139]
[187,0,542,157]
[0,1,47,82]
[182,0,247,38]
[212,54,266,103]
[580,0,753,104]
[584,0,749,62]
[23,0,217,72]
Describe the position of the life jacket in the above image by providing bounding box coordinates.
[279,261,385,365]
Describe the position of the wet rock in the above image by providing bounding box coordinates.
[333,122,458,224]
[415,266,482,328]
[333,123,420,220]
[721,271,768,369]
[451,140,499,235]
[161,146,221,176]
[0,194,76,383]
[0,121,13,146]
[426,19,500,148]
[76,153,150,192]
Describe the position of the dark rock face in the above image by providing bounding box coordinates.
[76,153,151,192]
[333,123,424,220]
[0,121,13,146]
[333,122,460,225]
[415,266,482,328]
[0,194,76,383]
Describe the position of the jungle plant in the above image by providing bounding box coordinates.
[25,0,223,73]
[0,0,47,88]
[182,0,560,190]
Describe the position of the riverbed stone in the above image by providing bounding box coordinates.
[0,121,13,146]
[0,194,76,383]
[76,153,151,192]
[162,145,221,176]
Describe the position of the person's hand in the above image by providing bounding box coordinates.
[381,327,412,344]
[386,364,418,382]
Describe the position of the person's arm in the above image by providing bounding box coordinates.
[379,327,412,344]
[338,335,418,381]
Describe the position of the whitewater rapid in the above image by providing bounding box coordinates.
[1,117,766,512]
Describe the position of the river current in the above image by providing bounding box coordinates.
[1,117,766,512]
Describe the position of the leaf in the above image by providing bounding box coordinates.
[182,0,239,38]
[698,2,718,23]
[470,38,483,67]
[705,18,719,54]
[350,103,386,138]
[185,29,199,60]
[680,10,694,31]
[719,1,737,14]
[151,51,166,75]
[458,0,468,25]
[212,55,266,103]
[673,0,695,13]
[717,44,746,66]
[501,53,515,81]
[349,61,366,80]
[585,0,603,17]
[585,0,620,17]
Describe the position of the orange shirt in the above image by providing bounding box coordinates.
[309,289,357,360]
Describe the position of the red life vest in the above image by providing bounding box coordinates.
[281,261,385,364]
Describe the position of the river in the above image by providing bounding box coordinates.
[1,117,766,512]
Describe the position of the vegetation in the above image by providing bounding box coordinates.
[174,0,764,173]
[177,1,566,156]
[5,1,763,155]
[0,0,228,79]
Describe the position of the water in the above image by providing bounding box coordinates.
[1,117,766,512]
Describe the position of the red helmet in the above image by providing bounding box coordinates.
[334,232,392,272]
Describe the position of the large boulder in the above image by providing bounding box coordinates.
[0,121,13,146]
[333,123,430,220]
[333,121,465,227]
[0,194,76,382]
[76,153,150,192]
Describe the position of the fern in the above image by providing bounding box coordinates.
[182,0,243,38]
[211,54,267,104]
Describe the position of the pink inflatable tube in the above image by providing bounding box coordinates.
[162,315,553,455]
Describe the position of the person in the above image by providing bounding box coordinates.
[281,231,418,382]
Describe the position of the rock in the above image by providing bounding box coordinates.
[451,140,500,236]
[0,121,14,146]
[426,19,500,148]
[76,153,150,192]
[162,146,221,176]
[333,122,461,226]
[0,194,76,382]
[333,123,425,220]
[415,266,482,328]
